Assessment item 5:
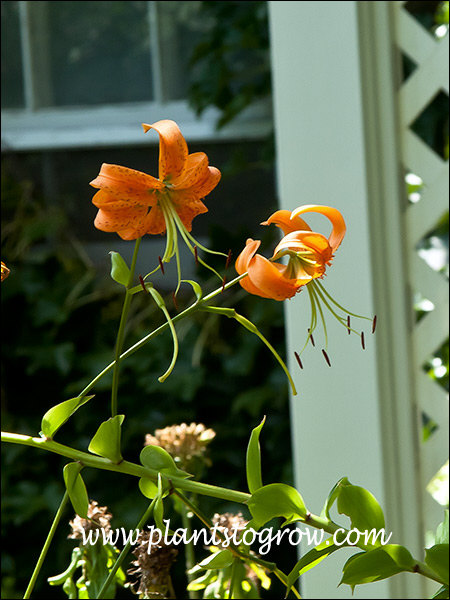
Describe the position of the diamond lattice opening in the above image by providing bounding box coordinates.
[410,91,449,160]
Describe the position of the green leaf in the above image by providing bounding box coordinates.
[109,251,130,286]
[320,477,349,521]
[436,511,449,545]
[139,445,192,478]
[340,545,415,589]
[197,549,234,570]
[138,478,161,499]
[433,585,450,599]
[337,480,385,532]
[246,416,266,494]
[248,483,307,528]
[88,415,124,463]
[425,544,450,585]
[287,539,339,590]
[41,395,94,439]
[63,463,89,518]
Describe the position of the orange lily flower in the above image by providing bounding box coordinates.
[1,261,10,282]
[235,205,346,300]
[90,119,221,241]
[235,205,373,359]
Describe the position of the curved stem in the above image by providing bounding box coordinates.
[23,491,70,599]
[111,237,142,417]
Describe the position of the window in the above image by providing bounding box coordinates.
[1,1,271,151]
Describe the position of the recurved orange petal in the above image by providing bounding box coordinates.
[90,164,163,201]
[235,239,274,299]
[248,254,300,300]
[172,153,221,198]
[172,192,208,232]
[94,205,148,237]
[273,230,333,264]
[291,205,346,253]
[92,189,158,211]
[142,120,188,181]
[261,209,312,235]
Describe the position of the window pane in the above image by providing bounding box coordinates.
[46,1,153,107]
[1,1,25,109]
[158,1,214,101]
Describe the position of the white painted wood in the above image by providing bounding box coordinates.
[269,2,392,597]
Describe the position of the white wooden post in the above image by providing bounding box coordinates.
[268,2,427,598]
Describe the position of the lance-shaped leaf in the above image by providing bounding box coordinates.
[140,444,192,478]
[196,549,234,570]
[287,539,339,591]
[336,480,385,532]
[63,463,89,518]
[248,483,307,529]
[41,395,94,439]
[109,251,130,286]
[88,415,124,463]
[246,416,266,494]
[340,545,415,590]
[425,544,449,585]
[321,476,349,521]
[436,511,449,545]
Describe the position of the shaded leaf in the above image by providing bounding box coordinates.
[246,416,266,493]
[63,463,88,518]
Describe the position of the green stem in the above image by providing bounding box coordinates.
[4,432,445,589]
[1,432,250,505]
[23,491,70,599]
[77,273,248,400]
[180,500,199,599]
[97,498,157,599]
[111,237,141,417]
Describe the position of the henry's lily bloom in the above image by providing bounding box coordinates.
[235,205,345,300]
[1,261,10,282]
[90,120,223,281]
[235,205,374,360]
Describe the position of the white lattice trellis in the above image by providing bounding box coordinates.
[394,0,449,537]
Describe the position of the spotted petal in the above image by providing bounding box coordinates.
[291,205,346,252]
[142,120,188,181]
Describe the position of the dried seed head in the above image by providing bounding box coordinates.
[68,500,113,540]
[128,530,178,598]
[145,423,216,471]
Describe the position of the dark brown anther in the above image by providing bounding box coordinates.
[194,245,199,265]
[372,315,377,334]
[361,332,365,350]
[347,315,351,334]
[221,276,227,293]
[322,349,331,367]
[308,328,315,347]
[139,275,149,294]
[225,249,232,270]
[172,291,179,311]
[294,351,303,369]
[158,256,165,275]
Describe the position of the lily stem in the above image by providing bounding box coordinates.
[23,491,70,599]
[97,498,157,599]
[111,237,141,417]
